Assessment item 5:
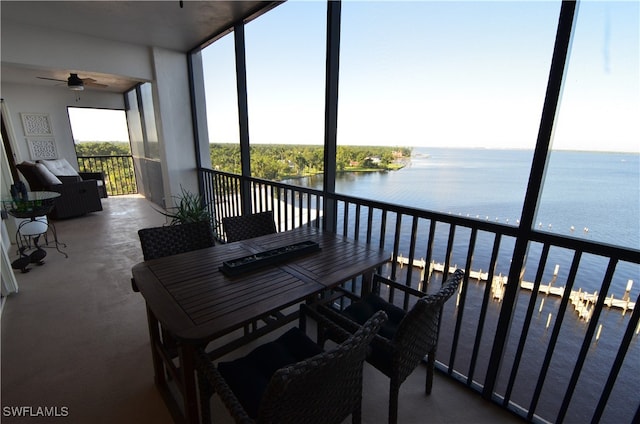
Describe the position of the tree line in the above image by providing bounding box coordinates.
[75,141,131,156]
[73,142,412,191]
[210,144,412,180]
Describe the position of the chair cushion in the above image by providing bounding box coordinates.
[35,163,63,186]
[218,327,323,419]
[38,158,79,177]
[16,217,49,236]
[343,293,406,340]
[343,294,409,376]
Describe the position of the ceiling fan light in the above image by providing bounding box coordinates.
[67,73,84,90]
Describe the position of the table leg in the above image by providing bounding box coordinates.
[178,343,200,424]
[361,270,374,296]
[146,305,197,423]
[44,220,68,258]
[145,305,166,388]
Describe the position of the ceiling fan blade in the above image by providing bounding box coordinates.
[37,76,67,83]
[82,78,108,88]
[37,74,108,89]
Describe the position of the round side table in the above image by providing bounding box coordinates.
[2,191,68,273]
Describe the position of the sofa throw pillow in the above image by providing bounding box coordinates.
[35,163,63,185]
[38,158,80,177]
[16,162,47,191]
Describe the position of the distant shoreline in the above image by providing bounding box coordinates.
[76,140,639,155]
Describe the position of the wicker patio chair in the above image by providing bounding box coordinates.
[310,269,464,424]
[137,220,215,261]
[195,308,388,424]
[132,220,215,292]
[222,211,276,243]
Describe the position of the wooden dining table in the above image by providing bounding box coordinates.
[132,225,389,424]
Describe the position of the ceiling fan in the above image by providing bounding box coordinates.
[37,73,108,91]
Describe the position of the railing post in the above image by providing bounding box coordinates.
[322,0,341,232]
[482,0,578,400]
[187,52,208,202]
[234,22,252,216]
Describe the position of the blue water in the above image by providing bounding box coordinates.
[284,147,639,421]
[338,148,638,248]
[286,147,639,290]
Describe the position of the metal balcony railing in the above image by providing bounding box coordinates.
[200,167,639,424]
[76,155,138,196]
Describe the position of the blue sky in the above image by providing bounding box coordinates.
[203,0,639,153]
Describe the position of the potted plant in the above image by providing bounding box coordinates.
[156,186,211,225]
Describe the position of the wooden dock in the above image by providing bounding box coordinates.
[394,254,636,321]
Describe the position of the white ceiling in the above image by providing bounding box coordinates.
[1,0,278,93]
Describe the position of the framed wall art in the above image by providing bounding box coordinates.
[27,138,58,160]
[21,113,53,136]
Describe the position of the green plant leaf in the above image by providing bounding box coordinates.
[153,186,212,225]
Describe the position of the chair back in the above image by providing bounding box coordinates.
[137,221,215,260]
[392,269,463,382]
[257,310,388,424]
[222,211,277,243]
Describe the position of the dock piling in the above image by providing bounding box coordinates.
[596,324,603,343]
[393,256,635,316]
